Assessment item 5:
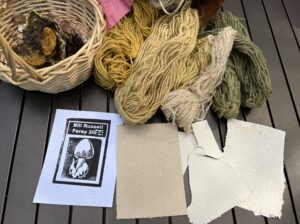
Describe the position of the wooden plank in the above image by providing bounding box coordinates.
[37,205,69,224]
[71,80,106,223]
[263,0,300,119]
[72,207,103,224]
[82,79,107,112]
[242,0,300,222]
[37,87,80,224]
[0,83,23,221]
[139,218,169,224]
[2,92,51,224]
[282,0,300,48]
[106,91,135,224]
[222,1,270,224]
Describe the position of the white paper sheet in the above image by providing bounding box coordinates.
[33,109,123,207]
[224,119,286,217]
[187,149,250,224]
[192,120,223,159]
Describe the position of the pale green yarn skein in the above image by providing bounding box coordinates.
[203,12,272,118]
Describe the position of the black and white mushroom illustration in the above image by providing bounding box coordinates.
[69,139,94,179]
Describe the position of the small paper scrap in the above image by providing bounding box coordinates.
[192,120,223,159]
[98,0,134,28]
[178,132,197,174]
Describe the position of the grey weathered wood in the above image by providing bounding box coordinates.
[2,92,51,224]
[263,0,300,119]
[72,207,103,224]
[82,79,107,112]
[37,87,80,224]
[0,83,23,220]
[282,0,300,48]
[37,205,69,224]
[139,218,169,224]
[242,0,300,222]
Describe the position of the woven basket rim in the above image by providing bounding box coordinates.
[0,0,107,93]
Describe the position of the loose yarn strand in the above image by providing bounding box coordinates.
[161,27,237,132]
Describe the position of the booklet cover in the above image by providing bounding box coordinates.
[33,109,123,207]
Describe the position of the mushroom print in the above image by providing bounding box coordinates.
[69,139,94,179]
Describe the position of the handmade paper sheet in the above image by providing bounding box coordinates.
[117,123,187,219]
[187,149,250,224]
[225,119,286,217]
[184,119,286,224]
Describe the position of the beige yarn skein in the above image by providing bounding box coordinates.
[161,27,237,132]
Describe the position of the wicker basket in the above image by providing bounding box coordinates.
[0,0,106,93]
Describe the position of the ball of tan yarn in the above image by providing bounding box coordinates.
[94,0,158,91]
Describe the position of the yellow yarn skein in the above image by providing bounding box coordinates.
[115,6,202,125]
[174,37,212,90]
[94,0,158,91]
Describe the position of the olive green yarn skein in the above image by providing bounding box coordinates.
[204,12,272,118]
[211,56,241,119]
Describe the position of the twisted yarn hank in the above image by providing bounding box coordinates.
[115,7,200,125]
[161,27,236,132]
[94,0,158,91]
[174,37,212,89]
[205,12,272,118]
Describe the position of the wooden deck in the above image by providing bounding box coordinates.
[0,0,300,223]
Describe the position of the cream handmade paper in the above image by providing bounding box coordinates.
[187,150,250,224]
[116,123,187,219]
[179,119,286,224]
[225,119,286,217]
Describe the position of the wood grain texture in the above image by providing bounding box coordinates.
[0,83,23,221]
[242,0,300,222]
[263,0,300,120]
[282,0,300,48]
[2,92,51,224]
